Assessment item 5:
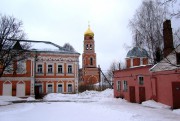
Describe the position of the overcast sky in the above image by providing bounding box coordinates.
[0,0,179,72]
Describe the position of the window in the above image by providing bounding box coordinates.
[139,76,144,85]
[90,44,92,50]
[48,65,53,73]
[176,52,180,65]
[117,81,121,91]
[58,65,63,73]
[68,65,72,73]
[17,60,26,74]
[123,80,128,91]
[47,84,53,93]
[37,64,43,73]
[68,84,72,92]
[90,58,93,65]
[86,44,88,50]
[58,84,63,93]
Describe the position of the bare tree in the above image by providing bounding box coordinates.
[173,28,180,47]
[63,43,75,52]
[129,0,166,64]
[105,61,123,84]
[160,0,180,18]
[0,14,29,77]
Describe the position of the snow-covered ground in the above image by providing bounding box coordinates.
[0,89,180,121]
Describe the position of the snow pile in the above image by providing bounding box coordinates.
[0,96,23,106]
[43,89,113,101]
[0,96,24,101]
[173,109,180,115]
[27,97,35,101]
[0,101,12,106]
[142,100,171,109]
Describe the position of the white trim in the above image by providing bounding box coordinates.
[46,62,54,76]
[36,62,44,75]
[16,81,25,97]
[56,63,64,76]
[56,82,64,93]
[66,82,74,93]
[123,80,128,91]
[130,58,133,67]
[116,80,121,91]
[46,83,54,93]
[138,76,144,85]
[3,81,12,96]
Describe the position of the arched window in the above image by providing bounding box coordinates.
[90,44,92,50]
[86,44,88,50]
[90,58,93,65]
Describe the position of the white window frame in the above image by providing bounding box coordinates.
[66,83,74,93]
[66,64,73,75]
[123,80,128,91]
[117,81,121,91]
[36,63,44,75]
[57,83,64,93]
[47,64,53,73]
[46,63,54,75]
[138,76,144,85]
[57,64,64,74]
[46,83,54,93]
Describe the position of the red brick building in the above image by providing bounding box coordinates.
[113,20,180,109]
[79,25,100,85]
[0,40,80,97]
[114,46,152,103]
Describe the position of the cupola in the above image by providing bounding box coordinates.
[126,47,149,68]
[84,25,94,37]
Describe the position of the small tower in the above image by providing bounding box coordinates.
[126,47,149,68]
[80,25,100,85]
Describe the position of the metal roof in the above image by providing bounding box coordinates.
[126,47,148,58]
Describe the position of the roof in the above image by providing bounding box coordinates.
[126,47,148,58]
[84,26,94,37]
[10,39,80,55]
[150,45,180,72]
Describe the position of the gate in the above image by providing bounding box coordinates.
[172,82,180,109]
[139,87,146,103]
[129,86,136,103]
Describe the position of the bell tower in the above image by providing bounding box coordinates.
[80,24,99,85]
[82,25,97,68]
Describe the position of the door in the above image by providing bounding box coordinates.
[35,85,43,99]
[3,81,12,96]
[129,86,136,103]
[139,87,146,103]
[16,82,25,97]
[172,82,180,109]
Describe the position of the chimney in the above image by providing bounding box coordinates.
[163,20,174,58]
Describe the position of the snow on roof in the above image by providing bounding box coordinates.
[150,45,180,72]
[18,40,79,54]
